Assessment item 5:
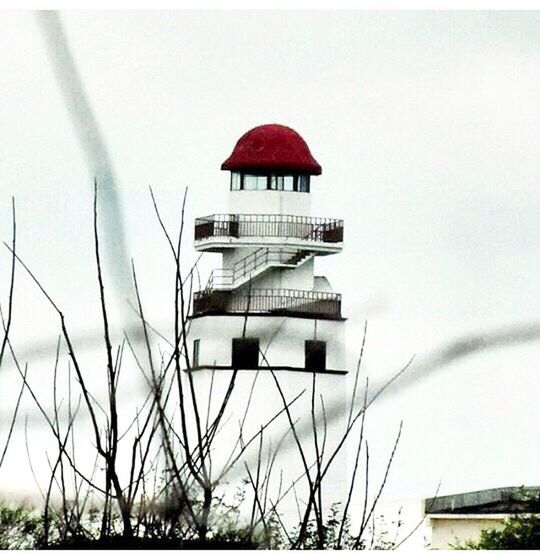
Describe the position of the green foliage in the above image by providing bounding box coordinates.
[0,491,408,550]
[0,501,43,549]
[0,497,403,550]
[454,514,540,550]
[287,502,400,549]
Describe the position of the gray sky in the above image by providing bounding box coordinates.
[1,10,540,508]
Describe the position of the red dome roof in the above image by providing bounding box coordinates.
[221,124,322,175]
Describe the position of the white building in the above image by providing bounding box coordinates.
[423,486,540,549]
[189,123,347,375]
[187,124,349,513]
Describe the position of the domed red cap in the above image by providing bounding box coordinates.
[221,124,322,175]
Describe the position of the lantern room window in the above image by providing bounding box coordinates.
[230,172,241,190]
[283,176,294,191]
[298,175,310,192]
[270,175,282,190]
[243,174,267,190]
[230,172,310,193]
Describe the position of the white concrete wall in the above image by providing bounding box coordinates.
[314,275,333,292]
[233,260,315,291]
[220,250,315,290]
[189,176,350,526]
[189,313,346,371]
[187,357,349,525]
[222,246,259,269]
[228,190,312,216]
[191,166,348,508]
[426,515,506,549]
[279,259,314,290]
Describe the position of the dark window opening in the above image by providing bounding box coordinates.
[298,175,310,192]
[232,338,260,369]
[305,340,326,371]
[192,339,200,368]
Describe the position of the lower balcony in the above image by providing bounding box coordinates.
[192,288,343,320]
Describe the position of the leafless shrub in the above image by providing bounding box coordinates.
[1,187,409,549]
[0,199,20,471]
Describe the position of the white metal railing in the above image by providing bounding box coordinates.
[206,247,310,290]
[194,213,344,243]
[193,288,342,319]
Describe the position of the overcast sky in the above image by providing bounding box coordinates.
[0,10,539,514]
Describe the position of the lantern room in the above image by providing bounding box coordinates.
[222,124,322,216]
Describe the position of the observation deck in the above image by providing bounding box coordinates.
[194,214,343,254]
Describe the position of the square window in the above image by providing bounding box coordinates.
[232,338,259,369]
[305,340,326,371]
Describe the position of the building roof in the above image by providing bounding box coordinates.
[221,124,322,175]
[424,486,540,515]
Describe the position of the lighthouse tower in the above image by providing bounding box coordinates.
[189,124,347,375]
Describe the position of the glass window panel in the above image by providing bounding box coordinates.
[230,172,241,191]
[298,175,310,192]
[244,175,267,190]
[284,176,294,191]
[243,175,257,190]
[270,175,284,190]
[256,176,268,190]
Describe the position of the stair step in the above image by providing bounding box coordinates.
[207,248,313,290]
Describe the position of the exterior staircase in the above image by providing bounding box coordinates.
[206,247,313,291]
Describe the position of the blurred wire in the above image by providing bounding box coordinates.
[30,10,540,427]
[370,318,540,401]
[3,318,540,428]
[34,11,133,313]
[8,9,538,495]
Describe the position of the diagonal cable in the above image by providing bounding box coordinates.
[35,11,133,310]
